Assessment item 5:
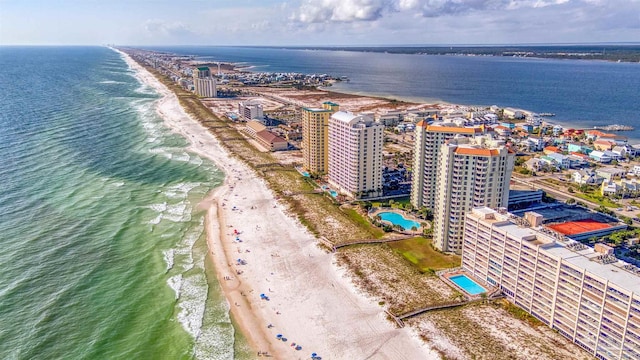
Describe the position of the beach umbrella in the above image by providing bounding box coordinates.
[276,334,282,339]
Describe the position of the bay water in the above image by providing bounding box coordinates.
[150,46,640,142]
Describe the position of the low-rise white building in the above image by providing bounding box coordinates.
[463,207,640,360]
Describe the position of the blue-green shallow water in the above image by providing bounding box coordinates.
[0,46,247,359]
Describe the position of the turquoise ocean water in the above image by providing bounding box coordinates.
[0,47,247,359]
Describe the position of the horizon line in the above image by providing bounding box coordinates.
[2,42,640,48]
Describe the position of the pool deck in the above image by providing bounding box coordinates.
[437,268,499,300]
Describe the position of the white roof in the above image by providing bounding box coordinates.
[331,111,374,125]
[472,208,640,293]
[545,244,640,292]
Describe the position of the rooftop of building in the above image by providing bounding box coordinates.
[596,167,627,174]
[256,129,287,143]
[303,107,332,112]
[416,121,484,134]
[454,147,501,157]
[246,120,267,132]
[331,111,376,126]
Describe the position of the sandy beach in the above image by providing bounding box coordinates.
[116,49,439,359]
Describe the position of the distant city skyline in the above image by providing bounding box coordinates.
[1,0,639,46]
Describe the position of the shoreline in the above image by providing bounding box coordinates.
[114,49,438,359]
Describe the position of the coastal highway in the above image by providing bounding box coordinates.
[511,175,594,209]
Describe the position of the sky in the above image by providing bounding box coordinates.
[0,0,639,46]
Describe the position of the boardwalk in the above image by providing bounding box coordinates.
[332,234,415,251]
[389,292,504,327]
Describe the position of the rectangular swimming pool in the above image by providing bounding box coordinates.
[449,274,486,295]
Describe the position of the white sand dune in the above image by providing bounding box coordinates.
[116,48,438,360]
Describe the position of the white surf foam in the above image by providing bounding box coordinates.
[163,249,175,272]
[175,273,207,339]
[148,202,168,213]
[167,274,183,300]
[99,80,125,84]
[149,214,163,225]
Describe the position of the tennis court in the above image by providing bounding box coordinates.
[547,219,612,236]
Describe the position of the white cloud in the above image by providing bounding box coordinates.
[292,0,389,23]
[144,19,195,38]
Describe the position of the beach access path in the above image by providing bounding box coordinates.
[117,49,439,359]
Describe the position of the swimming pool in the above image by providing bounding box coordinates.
[301,171,310,177]
[377,212,421,231]
[449,274,486,295]
[329,190,338,198]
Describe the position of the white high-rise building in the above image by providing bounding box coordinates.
[328,111,383,199]
[193,67,217,98]
[238,100,264,121]
[463,207,640,360]
[411,121,486,209]
[433,136,514,253]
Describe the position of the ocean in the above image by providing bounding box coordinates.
[0,47,250,359]
[147,46,640,143]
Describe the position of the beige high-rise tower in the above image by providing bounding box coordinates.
[410,121,485,209]
[432,136,514,254]
[301,102,339,175]
[192,67,216,98]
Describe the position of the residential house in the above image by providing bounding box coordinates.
[493,125,511,137]
[612,145,627,159]
[546,152,571,169]
[567,142,590,154]
[566,154,589,168]
[519,124,534,133]
[527,136,545,152]
[552,125,563,136]
[588,150,612,163]
[524,158,547,172]
[543,146,562,155]
[571,169,602,186]
[600,133,628,146]
[596,167,627,182]
[586,129,608,140]
[503,108,524,119]
[601,180,621,196]
[593,139,615,151]
[604,150,622,162]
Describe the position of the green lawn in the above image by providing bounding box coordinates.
[372,196,411,208]
[342,208,386,239]
[387,237,461,273]
[573,192,620,208]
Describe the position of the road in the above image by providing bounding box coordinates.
[511,174,638,221]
